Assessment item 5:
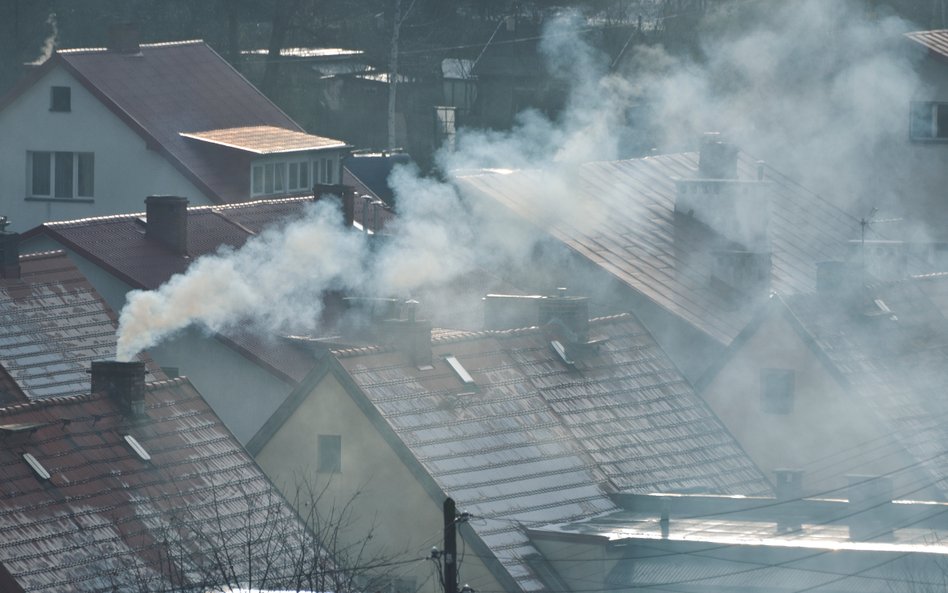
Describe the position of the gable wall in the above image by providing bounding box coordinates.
[255,371,506,593]
[0,64,211,231]
[701,310,929,498]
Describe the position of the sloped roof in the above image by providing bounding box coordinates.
[0,250,161,402]
[181,125,347,155]
[454,153,860,346]
[0,376,307,592]
[46,41,330,203]
[776,280,948,498]
[905,29,948,61]
[331,314,771,592]
[23,198,320,384]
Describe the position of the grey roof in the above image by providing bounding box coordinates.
[778,279,948,498]
[334,313,771,592]
[454,153,860,346]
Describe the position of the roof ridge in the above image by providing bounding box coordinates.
[0,391,101,416]
[58,40,204,55]
[18,250,67,261]
[144,376,191,390]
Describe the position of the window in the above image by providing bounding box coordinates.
[50,86,71,112]
[761,368,795,414]
[288,160,310,191]
[28,151,94,198]
[910,101,948,140]
[317,434,342,473]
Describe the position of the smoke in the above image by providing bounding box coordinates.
[30,13,59,66]
[117,2,928,360]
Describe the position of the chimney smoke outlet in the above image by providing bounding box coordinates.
[91,361,146,418]
[698,132,738,180]
[538,289,590,340]
[145,196,189,256]
[0,231,21,279]
[383,301,432,366]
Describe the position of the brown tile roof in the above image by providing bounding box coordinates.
[0,376,308,592]
[455,153,860,346]
[0,251,161,402]
[906,30,948,60]
[181,125,347,154]
[48,41,339,203]
[333,313,771,592]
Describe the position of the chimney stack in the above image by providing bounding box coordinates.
[314,184,356,228]
[108,23,141,55]
[145,196,189,255]
[774,468,804,501]
[383,300,433,366]
[0,231,21,279]
[538,288,590,340]
[91,361,146,418]
[698,132,738,180]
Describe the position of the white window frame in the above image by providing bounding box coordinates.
[252,152,338,196]
[27,150,94,199]
[910,101,948,141]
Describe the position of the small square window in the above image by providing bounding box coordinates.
[318,434,341,473]
[761,368,794,414]
[50,86,71,112]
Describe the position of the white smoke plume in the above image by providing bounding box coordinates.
[30,13,59,66]
[117,2,927,360]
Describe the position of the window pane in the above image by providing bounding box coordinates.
[288,162,299,190]
[50,86,71,112]
[321,159,329,183]
[326,158,334,184]
[252,165,263,195]
[300,161,308,188]
[317,434,341,473]
[54,152,73,198]
[274,162,285,192]
[31,152,51,196]
[77,153,94,197]
[264,163,274,194]
[911,102,934,139]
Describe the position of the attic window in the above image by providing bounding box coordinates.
[445,355,475,385]
[23,453,51,481]
[124,434,151,461]
[50,86,71,112]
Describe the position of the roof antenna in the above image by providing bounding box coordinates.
[0,217,10,232]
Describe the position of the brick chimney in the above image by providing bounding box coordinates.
[698,132,738,179]
[314,184,356,228]
[0,231,21,279]
[91,361,146,418]
[145,196,189,255]
[383,300,432,366]
[538,288,589,341]
[710,250,771,300]
[108,23,141,55]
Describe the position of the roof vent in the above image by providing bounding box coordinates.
[91,361,146,418]
[145,196,189,256]
[124,434,151,461]
[108,23,141,55]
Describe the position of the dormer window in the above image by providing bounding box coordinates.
[250,154,339,197]
[50,86,71,112]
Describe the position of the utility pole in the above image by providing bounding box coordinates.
[387,0,401,150]
[443,497,458,593]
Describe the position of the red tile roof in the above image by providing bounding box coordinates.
[48,41,334,203]
[181,125,347,154]
[0,251,161,402]
[906,30,948,61]
[455,153,861,346]
[0,376,308,592]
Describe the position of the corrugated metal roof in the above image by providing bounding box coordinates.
[336,314,772,592]
[0,251,161,401]
[905,29,948,60]
[53,41,338,203]
[181,125,347,155]
[0,377,307,592]
[454,153,860,346]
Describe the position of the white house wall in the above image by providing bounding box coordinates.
[0,65,211,231]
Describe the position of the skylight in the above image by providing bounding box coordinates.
[124,434,152,461]
[551,340,574,366]
[445,355,475,385]
[23,453,51,481]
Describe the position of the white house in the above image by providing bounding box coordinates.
[0,25,349,231]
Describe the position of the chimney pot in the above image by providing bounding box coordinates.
[145,196,189,255]
[91,361,146,418]
[756,160,766,181]
[108,23,141,55]
[538,291,589,340]
[382,301,432,366]
[0,232,21,279]
[698,132,738,179]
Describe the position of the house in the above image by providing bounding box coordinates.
[343,150,414,209]
[528,489,948,593]
[0,25,349,231]
[21,195,332,443]
[0,358,318,592]
[453,135,863,381]
[697,268,948,500]
[0,239,163,401]
[248,295,773,593]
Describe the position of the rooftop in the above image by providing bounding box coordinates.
[181,125,347,155]
[905,29,948,61]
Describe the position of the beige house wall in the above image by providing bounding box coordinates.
[701,311,922,498]
[0,64,211,231]
[255,371,505,593]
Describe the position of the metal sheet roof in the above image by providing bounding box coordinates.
[0,377,307,592]
[0,251,160,401]
[336,314,771,591]
[905,29,948,60]
[181,125,347,155]
[454,153,860,346]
